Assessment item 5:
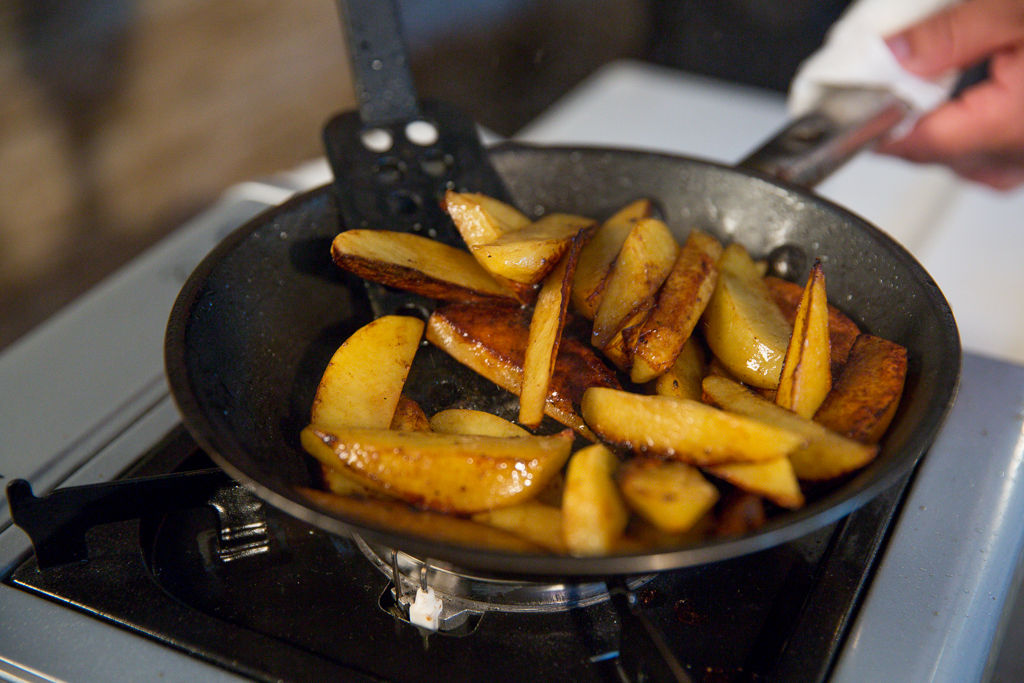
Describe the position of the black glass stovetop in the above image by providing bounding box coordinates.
[5,425,909,683]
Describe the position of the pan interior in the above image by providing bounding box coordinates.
[165,144,960,576]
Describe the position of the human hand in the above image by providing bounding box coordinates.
[878,0,1024,189]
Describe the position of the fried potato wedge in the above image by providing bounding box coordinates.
[520,222,595,427]
[581,387,806,466]
[628,230,723,383]
[571,198,653,319]
[562,444,629,556]
[469,213,596,285]
[426,302,620,439]
[310,315,424,431]
[303,425,574,514]
[702,244,791,389]
[715,491,767,537]
[472,501,567,553]
[443,190,532,246]
[300,487,541,552]
[331,230,517,302]
[389,395,432,431]
[775,261,832,418]
[702,375,878,480]
[619,458,719,534]
[429,409,529,437]
[813,334,908,444]
[321,464,378,498]
[600,305,652,372]
[652,336,706,402]
[764,275,861,370]
[704,458,805,510]
[591,217,679,349]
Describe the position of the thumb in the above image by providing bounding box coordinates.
[886,0,1024,78]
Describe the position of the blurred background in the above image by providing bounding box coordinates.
[0,0,853,350]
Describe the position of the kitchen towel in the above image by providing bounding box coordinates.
[788,0,959,117]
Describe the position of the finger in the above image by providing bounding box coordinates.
[879,47,1024,159]
[885,0,1024,78]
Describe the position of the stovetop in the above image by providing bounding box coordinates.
[3,61,1024,683]
[4,424,905,683]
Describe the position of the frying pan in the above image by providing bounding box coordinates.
[164,0,960,577]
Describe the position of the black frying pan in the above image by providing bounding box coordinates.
[164,1,960,577]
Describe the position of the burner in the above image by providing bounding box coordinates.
[354,535,652,632]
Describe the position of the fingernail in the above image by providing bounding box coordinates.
[885,34,913,64]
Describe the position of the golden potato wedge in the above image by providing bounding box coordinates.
[704,458,805,510]
[628,230,723,383]
[303,425,574,514]
[652,336,706,402]
[618,458,719,534]
[571,198,653,319]
[390,395,431,431]
[702,375,878,480]
[472,501,567,553]
[300,487,541,552]
[581,387,806,466]
[701,244,791,389]
[813,334,908,444]
[310,315,424,431]
[562,444,629,556]
[443,190,532,246]
[429,409,529,437]
[469,213,596,285]
[776,261,832,418]
[426,302,620,439]
[321,464,378,497]
[591,217,679,349]
[764,275,861,371]
[600,305,652,372]
[331,230,517,302]
[520,222,595,427]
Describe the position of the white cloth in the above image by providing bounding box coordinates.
[788,0,960,117]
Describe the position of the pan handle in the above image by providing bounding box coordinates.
[737,87,910,188]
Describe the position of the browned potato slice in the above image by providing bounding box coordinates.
[764,275,861,370]
[311,315,424,431]
[776,261,832,418]
[300,487,541,552]
[652,336,706,402]
[591,217,679,349]
[469,213,596,285]
[600,305,652,372]
[571,198,653,319]
[813,334,908,444]
[331,230,517,302]
[426,302,620,439]
[302,425,574,514]
[562,444,629,556]
[520,223,595,427]
[702,375,878,480]
[715,491,767,537]
[618,458,719,534]
[629,230,723,383]
[701,244,791,389]
[704,458,805,510]
[472,501,567,553]
[429,409,529,437]
[581,387,806,466]
[390,395,431,431]
[443,190,532,246]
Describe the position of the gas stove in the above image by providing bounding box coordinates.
[3,61,1024,683]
